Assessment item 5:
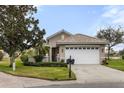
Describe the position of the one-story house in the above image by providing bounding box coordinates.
[46,29,107,64]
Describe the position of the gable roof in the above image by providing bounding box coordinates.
[46,29,72,40]
[56,33,107,45]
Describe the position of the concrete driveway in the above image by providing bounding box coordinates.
[72,65,124,83]
[1,65,124,87]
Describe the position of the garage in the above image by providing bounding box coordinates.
[65,47,100,64]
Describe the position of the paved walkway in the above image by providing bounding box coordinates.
[1,65,124,87]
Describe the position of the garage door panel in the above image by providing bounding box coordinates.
[65,47,100,64]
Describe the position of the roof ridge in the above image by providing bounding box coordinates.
[47,29,72,40]
[75,33,98,39]
[74,33,107,42]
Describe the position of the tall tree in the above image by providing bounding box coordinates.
[97,26,124,60]
[0,5,45,68]
[119,48,124,56]
[33,29,46,56]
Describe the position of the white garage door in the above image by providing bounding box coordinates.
[65,47,100,64]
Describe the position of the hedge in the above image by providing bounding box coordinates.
[122,55,124,60]
[23,62,67,67]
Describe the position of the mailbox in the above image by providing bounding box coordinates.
[71,59,75,64]
[66,58,75,64]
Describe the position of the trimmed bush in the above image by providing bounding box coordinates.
[34,55,43,62]
[102,58,108,65]
[0,51,4,61]
[23,62,67,67]
[122,55,124,60]
[60,59,64,63]
[20,54,28,63]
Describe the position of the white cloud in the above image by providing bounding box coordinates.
[102,6,118,18]
[113,43,124,51]
[102,6,124,24]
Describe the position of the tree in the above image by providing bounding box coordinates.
[119,49,124,56]
[0,5,45,68]
[97,26,124,60]
[33,29,46,56]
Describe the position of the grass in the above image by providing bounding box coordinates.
[104,59,124,71]
[0,58,76,81]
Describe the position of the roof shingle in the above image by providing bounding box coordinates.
[57,34,107,45]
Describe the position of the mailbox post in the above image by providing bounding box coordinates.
[69,56,72,78]
[66,56,75,78]
[13,62,16,71]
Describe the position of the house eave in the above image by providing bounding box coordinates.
[56,42,107,46]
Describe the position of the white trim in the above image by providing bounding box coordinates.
[49,47,52,62]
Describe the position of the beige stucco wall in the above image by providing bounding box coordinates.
[47,32,71,47]
[99,45,106,64]
[59,45,65,61]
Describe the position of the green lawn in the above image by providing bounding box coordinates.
[105,59,124,71]
[0,58,76,81]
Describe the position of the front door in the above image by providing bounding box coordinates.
[52,47,59,61]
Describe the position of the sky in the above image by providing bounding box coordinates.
[34,5,124,51]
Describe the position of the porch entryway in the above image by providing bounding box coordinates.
[52,47,59,61]
[49,47,59,62]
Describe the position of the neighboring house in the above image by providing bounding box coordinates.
[0,50,9,58]
[46,29,107,64]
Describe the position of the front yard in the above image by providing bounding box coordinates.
[105,59,124,71]
[0,58,76,81]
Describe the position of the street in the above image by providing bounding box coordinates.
[32,82,124,88]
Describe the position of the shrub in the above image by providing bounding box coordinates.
[60,59,64,63]
[34,55,43,62]
[20,54,28,63]
[122,55,124,60]
[102,58,108,65]
[0,51,4,61]
[23,62,67,67]
[27,49,36,57]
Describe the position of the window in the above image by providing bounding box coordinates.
[75,47,77,49]
[66,47,69,49]
[70,47,73,49]
[83,47,86,49]
[87,47,90,49]
[91,47,94,49]
[79,47,82,49]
